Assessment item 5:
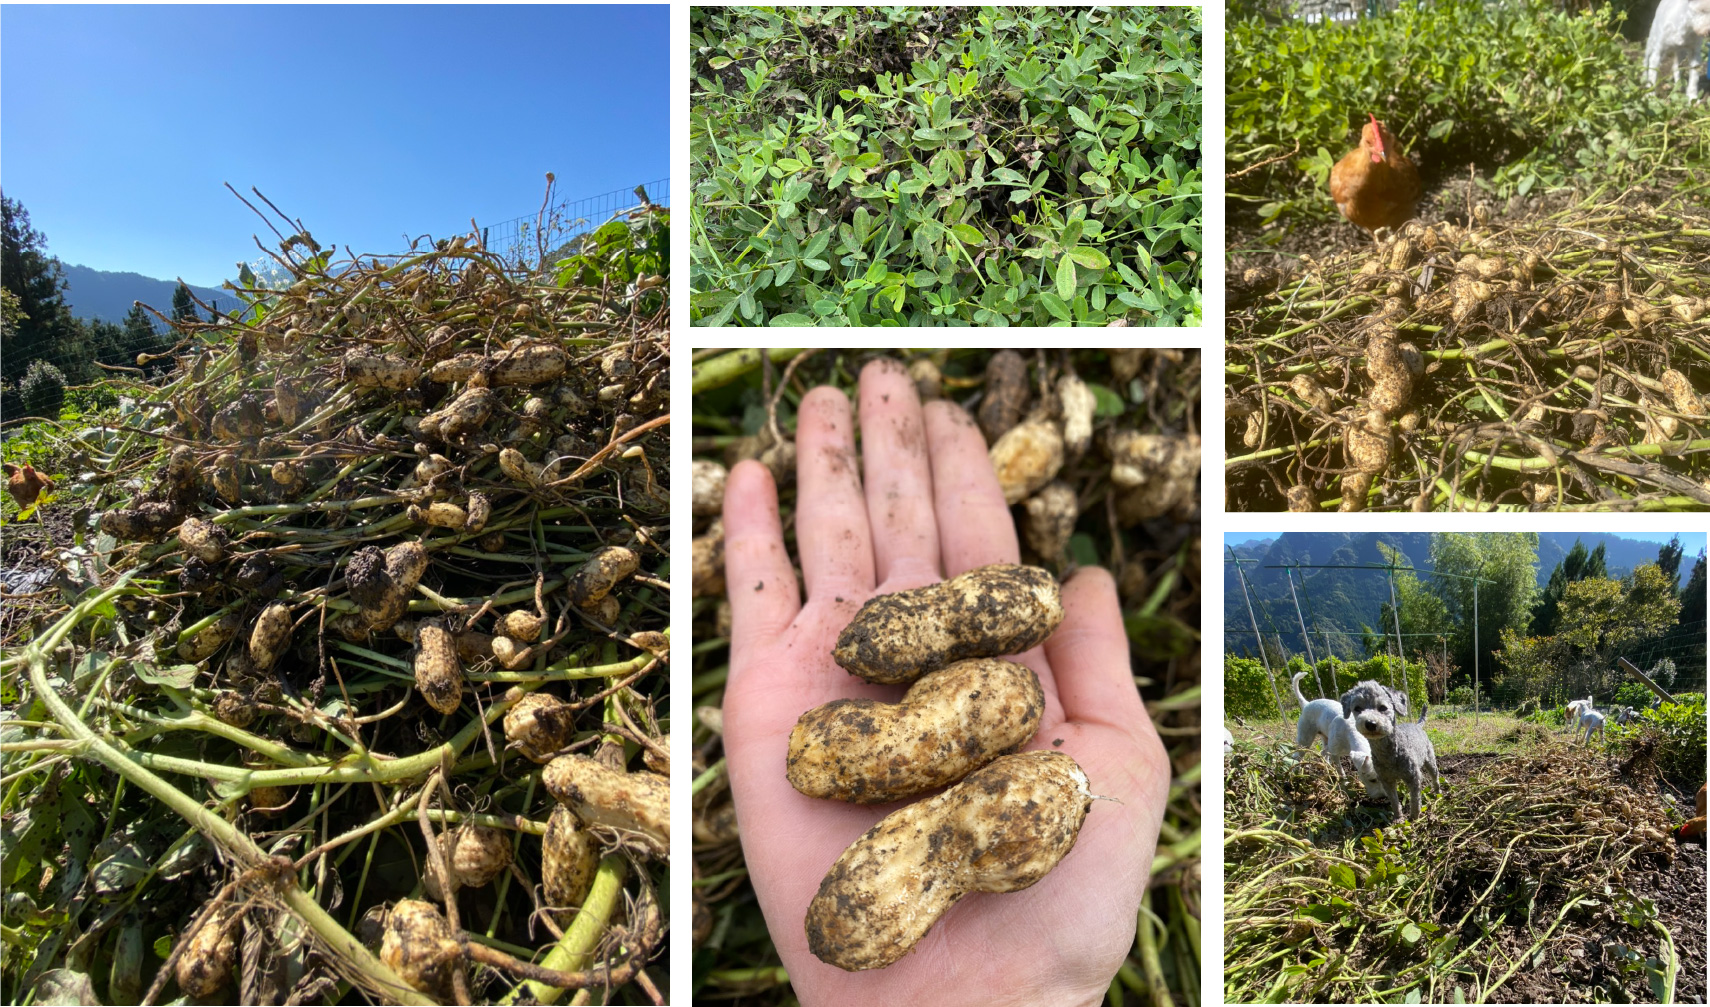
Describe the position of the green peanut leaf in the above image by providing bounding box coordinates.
[1068,248,1109,270]
[949,224,984,244]
[1039,291,1072,320]
[1055,256,1077,299]
[768,313,815,326]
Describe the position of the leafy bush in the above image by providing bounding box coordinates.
[1642,693,1706,789]
[1227,653,1425,720]
[19,359,66,419]
[1612,681,1657,711]
[1227,0,1710,225]
[691,6,1202,325]
[1445,684,1479,707]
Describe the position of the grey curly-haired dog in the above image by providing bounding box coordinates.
[1341,679,1440,820]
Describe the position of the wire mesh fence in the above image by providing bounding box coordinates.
[479,178,669,275]
[1224,549,1707,715]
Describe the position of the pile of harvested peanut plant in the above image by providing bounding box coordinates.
[1226,189,1710,511]
[1224,732,1705,1003]
[1,199,670,1004]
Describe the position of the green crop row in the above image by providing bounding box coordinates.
[1228,0,1710,225]
[691,6,1203,326]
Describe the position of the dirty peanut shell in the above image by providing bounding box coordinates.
[1022,481,1078,562]
[1345,411,1393,474]
[175,904,239,997]
[805,751,1093,971]
[977,349,1029,444]
[380,899,462,998]
[833,564,1063,685]
[692,459,728,517]
[566,545,640,606]
[176,517,228,563]
[542,804,600,911]
[1108,431,1200,521]
[693,523,725,598]
[787,658,1045,803]
[989,418,1065,505]
[414,621,462,715]
[503,692,577,762]
[178,610,242,662]
[249,602,293,669]
[542,754,669,858]
[343,350,421,391]
[99,501,182,542]
[423,825,512,900]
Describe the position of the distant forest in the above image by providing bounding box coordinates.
[1225,531,1706,693]
[1,193,196,420]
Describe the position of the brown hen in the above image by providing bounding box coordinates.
[1329,113,1422,234]
[3,462,54,510]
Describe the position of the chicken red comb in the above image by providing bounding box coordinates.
[1366,113,1386,162]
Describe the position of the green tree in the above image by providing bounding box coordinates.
[1656,535,1684,593]
[1430,532,1538,688]
[1365,541,1453,672]
[122,303,173,377]
[170,282,199,325]
[1,192,94,392]
[1558,564,1681,693]
[1532,538,1607,637]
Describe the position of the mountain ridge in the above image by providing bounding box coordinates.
[58,263,242,325]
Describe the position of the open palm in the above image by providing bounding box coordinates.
[720,358,1171,1007]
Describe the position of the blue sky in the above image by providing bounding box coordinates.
[1224,531,1708,555]
[1,5,667,287]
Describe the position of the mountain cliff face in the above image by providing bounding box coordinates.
[58,264,238,324]
[1223,532,1682,658]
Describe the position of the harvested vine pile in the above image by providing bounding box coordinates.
[0,200,671,1004]
[689,348,1201,1005]
[1225,190,1710,511]
[1224,737,1706,1004]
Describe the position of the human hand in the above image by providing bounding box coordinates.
[720,357,1172,1007]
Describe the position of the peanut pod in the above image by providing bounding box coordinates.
[787,658,1044,803]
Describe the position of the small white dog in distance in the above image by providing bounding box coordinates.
[1564,696,1593,733]
[1579,706,1608,745]
[1291,672,1384,796]
[1223,727,1235,754]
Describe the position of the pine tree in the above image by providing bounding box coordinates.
[2,192,94,391]
[1531,539,1606,637]
[122,303,173,377]
[170,282,199,325]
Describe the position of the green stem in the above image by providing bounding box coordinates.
[22,584,432,1005]
[506,856,630,1005]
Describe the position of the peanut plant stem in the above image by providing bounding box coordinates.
[23,583,432,1005]
[508,856,630,1005]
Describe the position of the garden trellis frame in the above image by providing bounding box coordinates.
[1265,560,1496,721]
[480,178,669,276]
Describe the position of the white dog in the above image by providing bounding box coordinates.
[1564,696,1593,733]
[1645,0,1710,99]
[1579,707,1608,745]
[1292,672,1384,796]
[1223,727,1235,754]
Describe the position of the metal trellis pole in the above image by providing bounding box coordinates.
[1284,563,1326,698]
[1231,548,1291,724]
[1388,565,1407,701]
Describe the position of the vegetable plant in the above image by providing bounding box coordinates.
[691,6,1203,326]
